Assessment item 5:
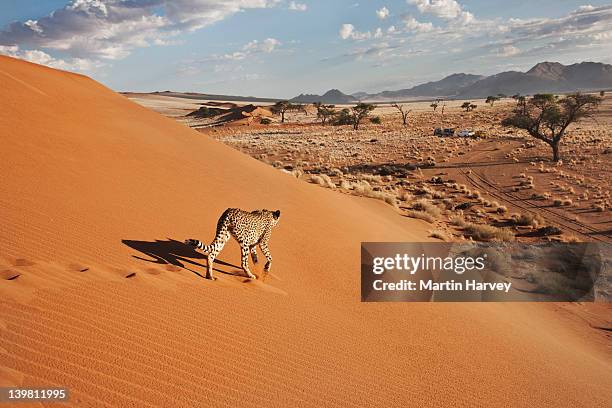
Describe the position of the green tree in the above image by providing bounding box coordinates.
[461,101,473,112]
[349,103,376,130]
[315,102,336,125]
[486,95,500,106]
[272,101,292,123]
[501,93,601,161]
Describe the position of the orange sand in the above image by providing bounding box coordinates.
[0,55,610,407]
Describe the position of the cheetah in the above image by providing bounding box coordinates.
[185,208,281,280]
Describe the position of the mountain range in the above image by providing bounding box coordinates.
[290,61,612,104]
[290,89,358,104]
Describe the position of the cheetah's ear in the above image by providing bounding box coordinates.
[273,210,281,219]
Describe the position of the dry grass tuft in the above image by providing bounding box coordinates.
[407,210,436,223]
[463,223,514,241]
[429,230,449,241]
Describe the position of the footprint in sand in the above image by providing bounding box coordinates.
[13,258,34,267]
[1,269,21,280]
[165,264,182,272]
[145,268,162,275]
[69,263,89,272]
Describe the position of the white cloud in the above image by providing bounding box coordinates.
[577,5,595,12]
[403,16,434,32]
[196,37,282,63]
[408,0,461,19]
[288,1,307,11]
[0,0,279,65]
[340,24,355,39]
[0,45,100,72]
[376,7,390,20]
[339,23,371,40]
[408,0,474,23]
[244,38,282,53]
[496,45,520,57]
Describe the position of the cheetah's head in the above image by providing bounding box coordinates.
[272,209,281,225]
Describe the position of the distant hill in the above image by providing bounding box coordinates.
[290,89,357,104]
[125,61,612,104]
[354,61,612,101]
[457,62,612,98]
[366,73,485,101]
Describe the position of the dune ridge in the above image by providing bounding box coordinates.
[0,55,610,407]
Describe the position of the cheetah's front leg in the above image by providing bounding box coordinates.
[260,242,273,272]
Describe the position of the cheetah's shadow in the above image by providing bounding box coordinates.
[121,238,243,278]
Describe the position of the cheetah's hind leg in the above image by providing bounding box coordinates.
[240,245,257,280]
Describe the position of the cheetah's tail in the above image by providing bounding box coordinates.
[185,239,208,252]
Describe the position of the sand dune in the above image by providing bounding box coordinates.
[0,55,610,407]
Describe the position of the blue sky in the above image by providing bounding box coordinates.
[1,1,611,98]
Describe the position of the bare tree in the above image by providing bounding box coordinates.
[350,103,376,130]
[502,93,601,161]
[291,103,307,115]
[516,96,527,115]
[392,102,411,127]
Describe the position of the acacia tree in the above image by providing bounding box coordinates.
[350,103,376,130]
[461,101,475,112]
[272,101,292,123]
[486,95,500,106]
[291,103,307,115]
[392,102,411,127]
[501,93,601,162]
[314,102,336,125]
[430,101,439,112]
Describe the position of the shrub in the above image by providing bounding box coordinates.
[429,230,448,241]
[463,223,514,241]
[412,199,442,218]
[370,116,382,124]
[260,117,272,125]
[398,191,414,202]
[309,174,335,189]
[449,215,467,227]
[510,212,544,227]
[496,205,508,214]
[407,210,436,223]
